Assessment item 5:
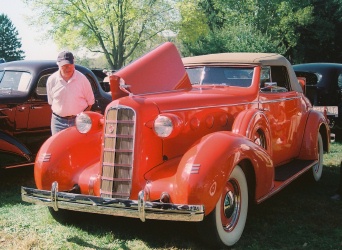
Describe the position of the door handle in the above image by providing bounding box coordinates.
[31,106,43,109]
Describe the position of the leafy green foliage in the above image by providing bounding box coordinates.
[20,0,342,65]
[178,0,314,59]
[24,0,177,69]
[181,23,286,56]
[0,14,25,61]
[294,0,342,63]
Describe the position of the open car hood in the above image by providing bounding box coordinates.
[109,42,191,98]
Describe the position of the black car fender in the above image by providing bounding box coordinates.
[0,131,33,165]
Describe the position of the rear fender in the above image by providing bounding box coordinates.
[34,112,103,192]
[232,109,272,157]
[298,110,330,159]
[0,131,33,167]
[145,131,273,215]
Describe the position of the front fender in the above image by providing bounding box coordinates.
[298,110,330,160]
[145,131,273,215]
[35,114,103,192]
[0,131,33,167]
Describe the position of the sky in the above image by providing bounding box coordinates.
[1,0,59,60]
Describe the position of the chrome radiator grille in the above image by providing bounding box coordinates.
[100,106,136,199]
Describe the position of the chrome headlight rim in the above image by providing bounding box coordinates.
[153,115,174,138]
[76,112,92,134]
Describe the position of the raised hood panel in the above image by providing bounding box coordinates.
[111,42,191,98]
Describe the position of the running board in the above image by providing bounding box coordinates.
[257,159,317,203]
[274,159,316,181]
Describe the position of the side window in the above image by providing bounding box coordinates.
[0,71,31,92]
[338,73,342,89]
[295,71,319,86]
[269,66,290,90]
[260,67,270,87]
[36,74,50,95]
[186,67,203,85]
[260,66,290,92]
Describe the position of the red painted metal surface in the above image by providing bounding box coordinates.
[28,42,330,229]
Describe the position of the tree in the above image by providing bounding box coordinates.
[0,14,25,61]
[178,0,314,62]
[24,0,178,70]
[293,0,342,63]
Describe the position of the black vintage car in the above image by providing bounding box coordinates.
[294,63,342,132]
[0,60,112,168]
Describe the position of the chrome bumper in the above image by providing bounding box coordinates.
[21,182,205,222]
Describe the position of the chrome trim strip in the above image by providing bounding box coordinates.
[162,95,301,113]
[4,162,34,169]
[38,153,51,162]
[163,102,258,113]
[21,186,205,222]
[259,96,301,104]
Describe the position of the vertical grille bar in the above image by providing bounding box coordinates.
[100,106,135,199]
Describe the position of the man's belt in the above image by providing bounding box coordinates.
[53,112,76,119]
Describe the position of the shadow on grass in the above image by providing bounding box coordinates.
[67,236,112,250]
[2,164,341,249]
[47,165,342,250]
[56,210,204,249]
[0,166,35,206]
[240,164,342,249]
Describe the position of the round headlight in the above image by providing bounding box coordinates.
[153,115,173,138]
[76,113,92,134]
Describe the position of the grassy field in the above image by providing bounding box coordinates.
[0,142,342,250]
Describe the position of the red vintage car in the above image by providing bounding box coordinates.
[22,42,330,247]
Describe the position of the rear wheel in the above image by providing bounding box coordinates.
[197,165,248,247]
[311,133,323,181]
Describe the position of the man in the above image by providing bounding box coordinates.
[47,51,95,135]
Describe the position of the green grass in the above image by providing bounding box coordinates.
[1,143,342,249]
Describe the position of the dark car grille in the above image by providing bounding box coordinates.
[100,106,136,199]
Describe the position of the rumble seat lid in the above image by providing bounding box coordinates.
[112,42,191,96]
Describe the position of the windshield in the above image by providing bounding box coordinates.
[185,66,254,87]
[0,71,32,95]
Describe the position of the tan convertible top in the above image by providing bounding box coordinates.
[182,52,302,93]
[182,53,288,66]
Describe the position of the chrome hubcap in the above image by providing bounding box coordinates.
[221,180,240,232]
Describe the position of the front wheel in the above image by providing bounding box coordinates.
[197,165,248,247]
